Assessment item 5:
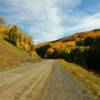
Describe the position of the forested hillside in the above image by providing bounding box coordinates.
[35,29,100,72]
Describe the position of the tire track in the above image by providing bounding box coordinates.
[18,65,52,100]
[0,60,54,100]
[40,61,95,100]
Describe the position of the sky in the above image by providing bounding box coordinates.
[0,0,100,44]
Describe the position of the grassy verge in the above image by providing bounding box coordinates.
[59,60,100,98]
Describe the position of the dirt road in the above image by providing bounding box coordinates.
[0,60,95,100]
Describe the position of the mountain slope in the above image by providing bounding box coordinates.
[35,29,100,57]
[54,29,100,42]
[0,39,40,70]
[35,29,100,72]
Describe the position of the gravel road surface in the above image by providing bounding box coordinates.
[0,60,95,100]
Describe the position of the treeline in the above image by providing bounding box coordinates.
[36,44,50,58]
[0,17,34,53]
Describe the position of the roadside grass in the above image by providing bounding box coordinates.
[59,60,100,98]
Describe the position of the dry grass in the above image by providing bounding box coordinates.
[59,60,100,97]
[0,39,41,70]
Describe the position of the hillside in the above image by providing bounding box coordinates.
[55,29,100,47]
[35,29,100,72]
[0,39,40,70]
[35,29,100,56]
[35,29,100,50]
[0,18,40,70]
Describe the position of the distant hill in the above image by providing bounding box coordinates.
[35,29,100,56]
[35,29,100,72]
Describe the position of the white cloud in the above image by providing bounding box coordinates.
[63,13,100,35]
[5,0,64,42]
[0,0,82,44]
[0,0,100,44]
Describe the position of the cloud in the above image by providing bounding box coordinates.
[63,13,100,35]
[0,0,100,44]
[0,0,82,44]
[4,0,64,41]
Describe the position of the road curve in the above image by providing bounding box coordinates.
[0,60,95,100]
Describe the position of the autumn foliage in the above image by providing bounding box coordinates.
[35,29,100,72]
[0,17,34,53]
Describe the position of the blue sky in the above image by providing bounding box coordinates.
[0,0,100,44]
